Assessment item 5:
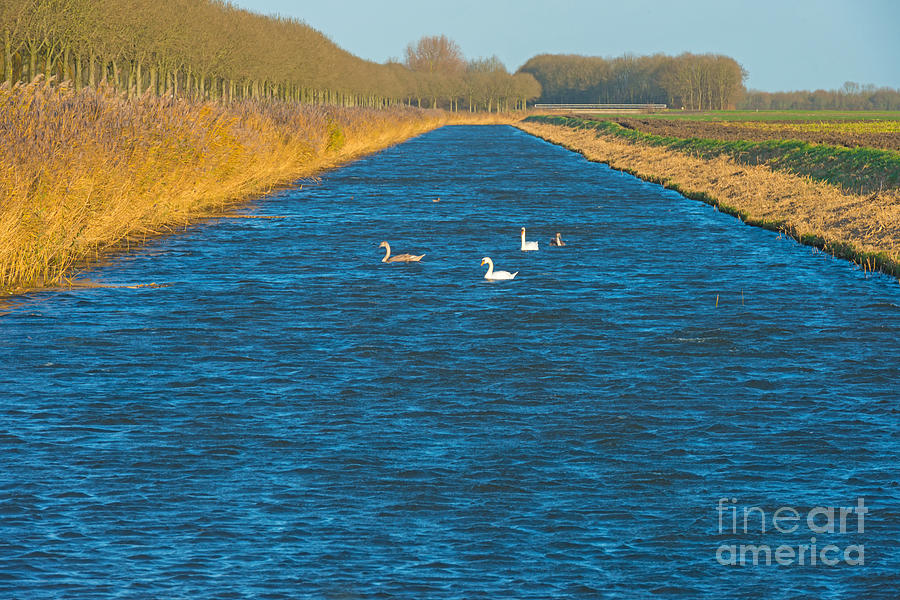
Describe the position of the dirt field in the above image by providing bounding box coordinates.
[602,118,900,151]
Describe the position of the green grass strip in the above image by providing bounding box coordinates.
[524,115,900,193]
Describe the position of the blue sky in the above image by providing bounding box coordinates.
[230,0,899,92]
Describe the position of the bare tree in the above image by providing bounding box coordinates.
[1,1,540,110]
[404,35,465,108]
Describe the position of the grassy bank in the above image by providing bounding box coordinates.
[0,79,511,294]
[518,117,900,279]
[526,115,900,192]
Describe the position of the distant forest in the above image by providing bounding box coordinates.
[517,53,747,110]
[739,83,900,111]
[516,54,900,112]
[0,0,540,111]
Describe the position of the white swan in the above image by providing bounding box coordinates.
[481,256,517,280]
[379,241,424,263]
[520,227,539,251]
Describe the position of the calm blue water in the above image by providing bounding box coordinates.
[2,125,899,598]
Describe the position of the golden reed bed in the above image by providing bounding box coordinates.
[0,79,513,294]
[517,121,900,278]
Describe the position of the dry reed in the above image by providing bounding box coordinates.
[0,79,514,293]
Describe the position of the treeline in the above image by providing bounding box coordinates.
[740,83,900,111]
[518,53,747,110]
[403,36,540,112]
[0,0,540,110]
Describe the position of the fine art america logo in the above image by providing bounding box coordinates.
[715,497,867,566]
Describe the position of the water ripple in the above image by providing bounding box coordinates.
[1,126,899,598]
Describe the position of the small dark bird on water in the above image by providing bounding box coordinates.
[550,232,566,247]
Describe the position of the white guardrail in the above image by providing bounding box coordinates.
[533,103,667,111]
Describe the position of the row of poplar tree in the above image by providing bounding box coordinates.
[0,0,541,111]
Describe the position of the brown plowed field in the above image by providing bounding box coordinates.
[609,119,900,151]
